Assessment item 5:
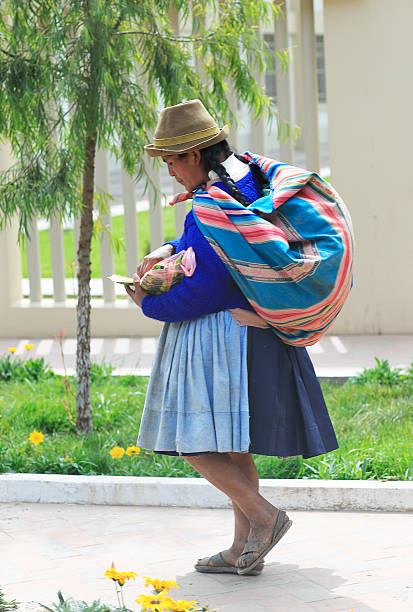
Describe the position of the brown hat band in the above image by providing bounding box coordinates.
[153,125,220,147]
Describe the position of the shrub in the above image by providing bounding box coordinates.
[0,355,54,383]
[352,357,407,386]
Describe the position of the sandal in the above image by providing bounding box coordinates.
[237,510,292,575]
[195,551,264,576]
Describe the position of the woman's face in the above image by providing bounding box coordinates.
[162,150,208,192]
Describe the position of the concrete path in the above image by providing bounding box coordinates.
[1,334,413,378]
[1,503,412,612]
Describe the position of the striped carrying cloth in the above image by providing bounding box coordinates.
[171,152,354,347]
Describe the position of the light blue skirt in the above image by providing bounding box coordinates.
[137,310,250,454]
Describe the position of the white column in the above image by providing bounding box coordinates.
[299,0,320,171]
[50,213,66,302]
[324,0,413,334]
[121,166,139,275]
[26,217,42,303]
[275,1,294,164]
[95,149,115,302]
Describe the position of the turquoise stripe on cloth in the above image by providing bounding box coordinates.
[137,311,250,454]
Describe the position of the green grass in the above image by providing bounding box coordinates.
[0,360,412,480]
[21,207,178,279]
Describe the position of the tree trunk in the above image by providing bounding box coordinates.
[76,131,97,432]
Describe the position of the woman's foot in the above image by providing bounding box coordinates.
[195,549,264,575]
[236,509,292,574]
[196,541,246,569]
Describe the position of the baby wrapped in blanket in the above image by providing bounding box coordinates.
[109,247,196,295]
[140,247,196,295]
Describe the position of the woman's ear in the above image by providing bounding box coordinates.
[192,149,202,165]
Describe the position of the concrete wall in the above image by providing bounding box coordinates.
[324,0,413,333]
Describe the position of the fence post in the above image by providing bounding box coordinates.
[121,166,139,275]
[26,217,42,303]
[145,158,164,251]
[50,213,66,302]
[0,142,22,320]
[95,149,116,302]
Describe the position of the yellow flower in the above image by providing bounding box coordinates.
[104,567,137,586]
[25,343,34,350]
[109,446,125,459]
[143,577,177,594]
[126,446,141,456]
[8,347,16,353]
[135,593,173,612]
[167,600,198,612]
[64,456,74,463]
[29,430,44,445]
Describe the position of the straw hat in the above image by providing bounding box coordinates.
[145,99,229,157]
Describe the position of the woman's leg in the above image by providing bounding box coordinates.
[185,452,281,568]
[225,453,259,563]
[193,453,258,565]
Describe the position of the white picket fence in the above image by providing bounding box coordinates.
[0,0,331,337]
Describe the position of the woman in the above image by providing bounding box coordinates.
[126,99,339,576]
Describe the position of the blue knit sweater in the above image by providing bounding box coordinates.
[141,168,261,323]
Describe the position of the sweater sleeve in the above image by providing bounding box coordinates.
[163,238,180,253]
[141,223,234,322]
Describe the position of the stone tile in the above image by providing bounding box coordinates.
[274,578,339,603]
[354,592,413,612]
[204,586,318,611]
[312,598,375,612]
[335,576,410,599]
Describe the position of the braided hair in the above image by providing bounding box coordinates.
[199,141,251,207]
[180,140,269,206]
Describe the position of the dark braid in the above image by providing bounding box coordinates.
[199,140,251,207]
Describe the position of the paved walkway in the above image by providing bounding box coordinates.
[1,503,412,612]
[1,334,413,378]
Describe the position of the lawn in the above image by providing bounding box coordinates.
[21,206,179,279]
[0,358,412,480]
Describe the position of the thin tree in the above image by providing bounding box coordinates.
[0,0,286,432]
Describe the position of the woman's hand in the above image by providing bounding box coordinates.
[229,308,270,328]
[125,274,148,308]
[137,243,174,277]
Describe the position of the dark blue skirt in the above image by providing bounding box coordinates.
[247,326,338,459]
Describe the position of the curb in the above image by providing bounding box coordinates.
[52,367,353,382]
[1,474,412,512]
